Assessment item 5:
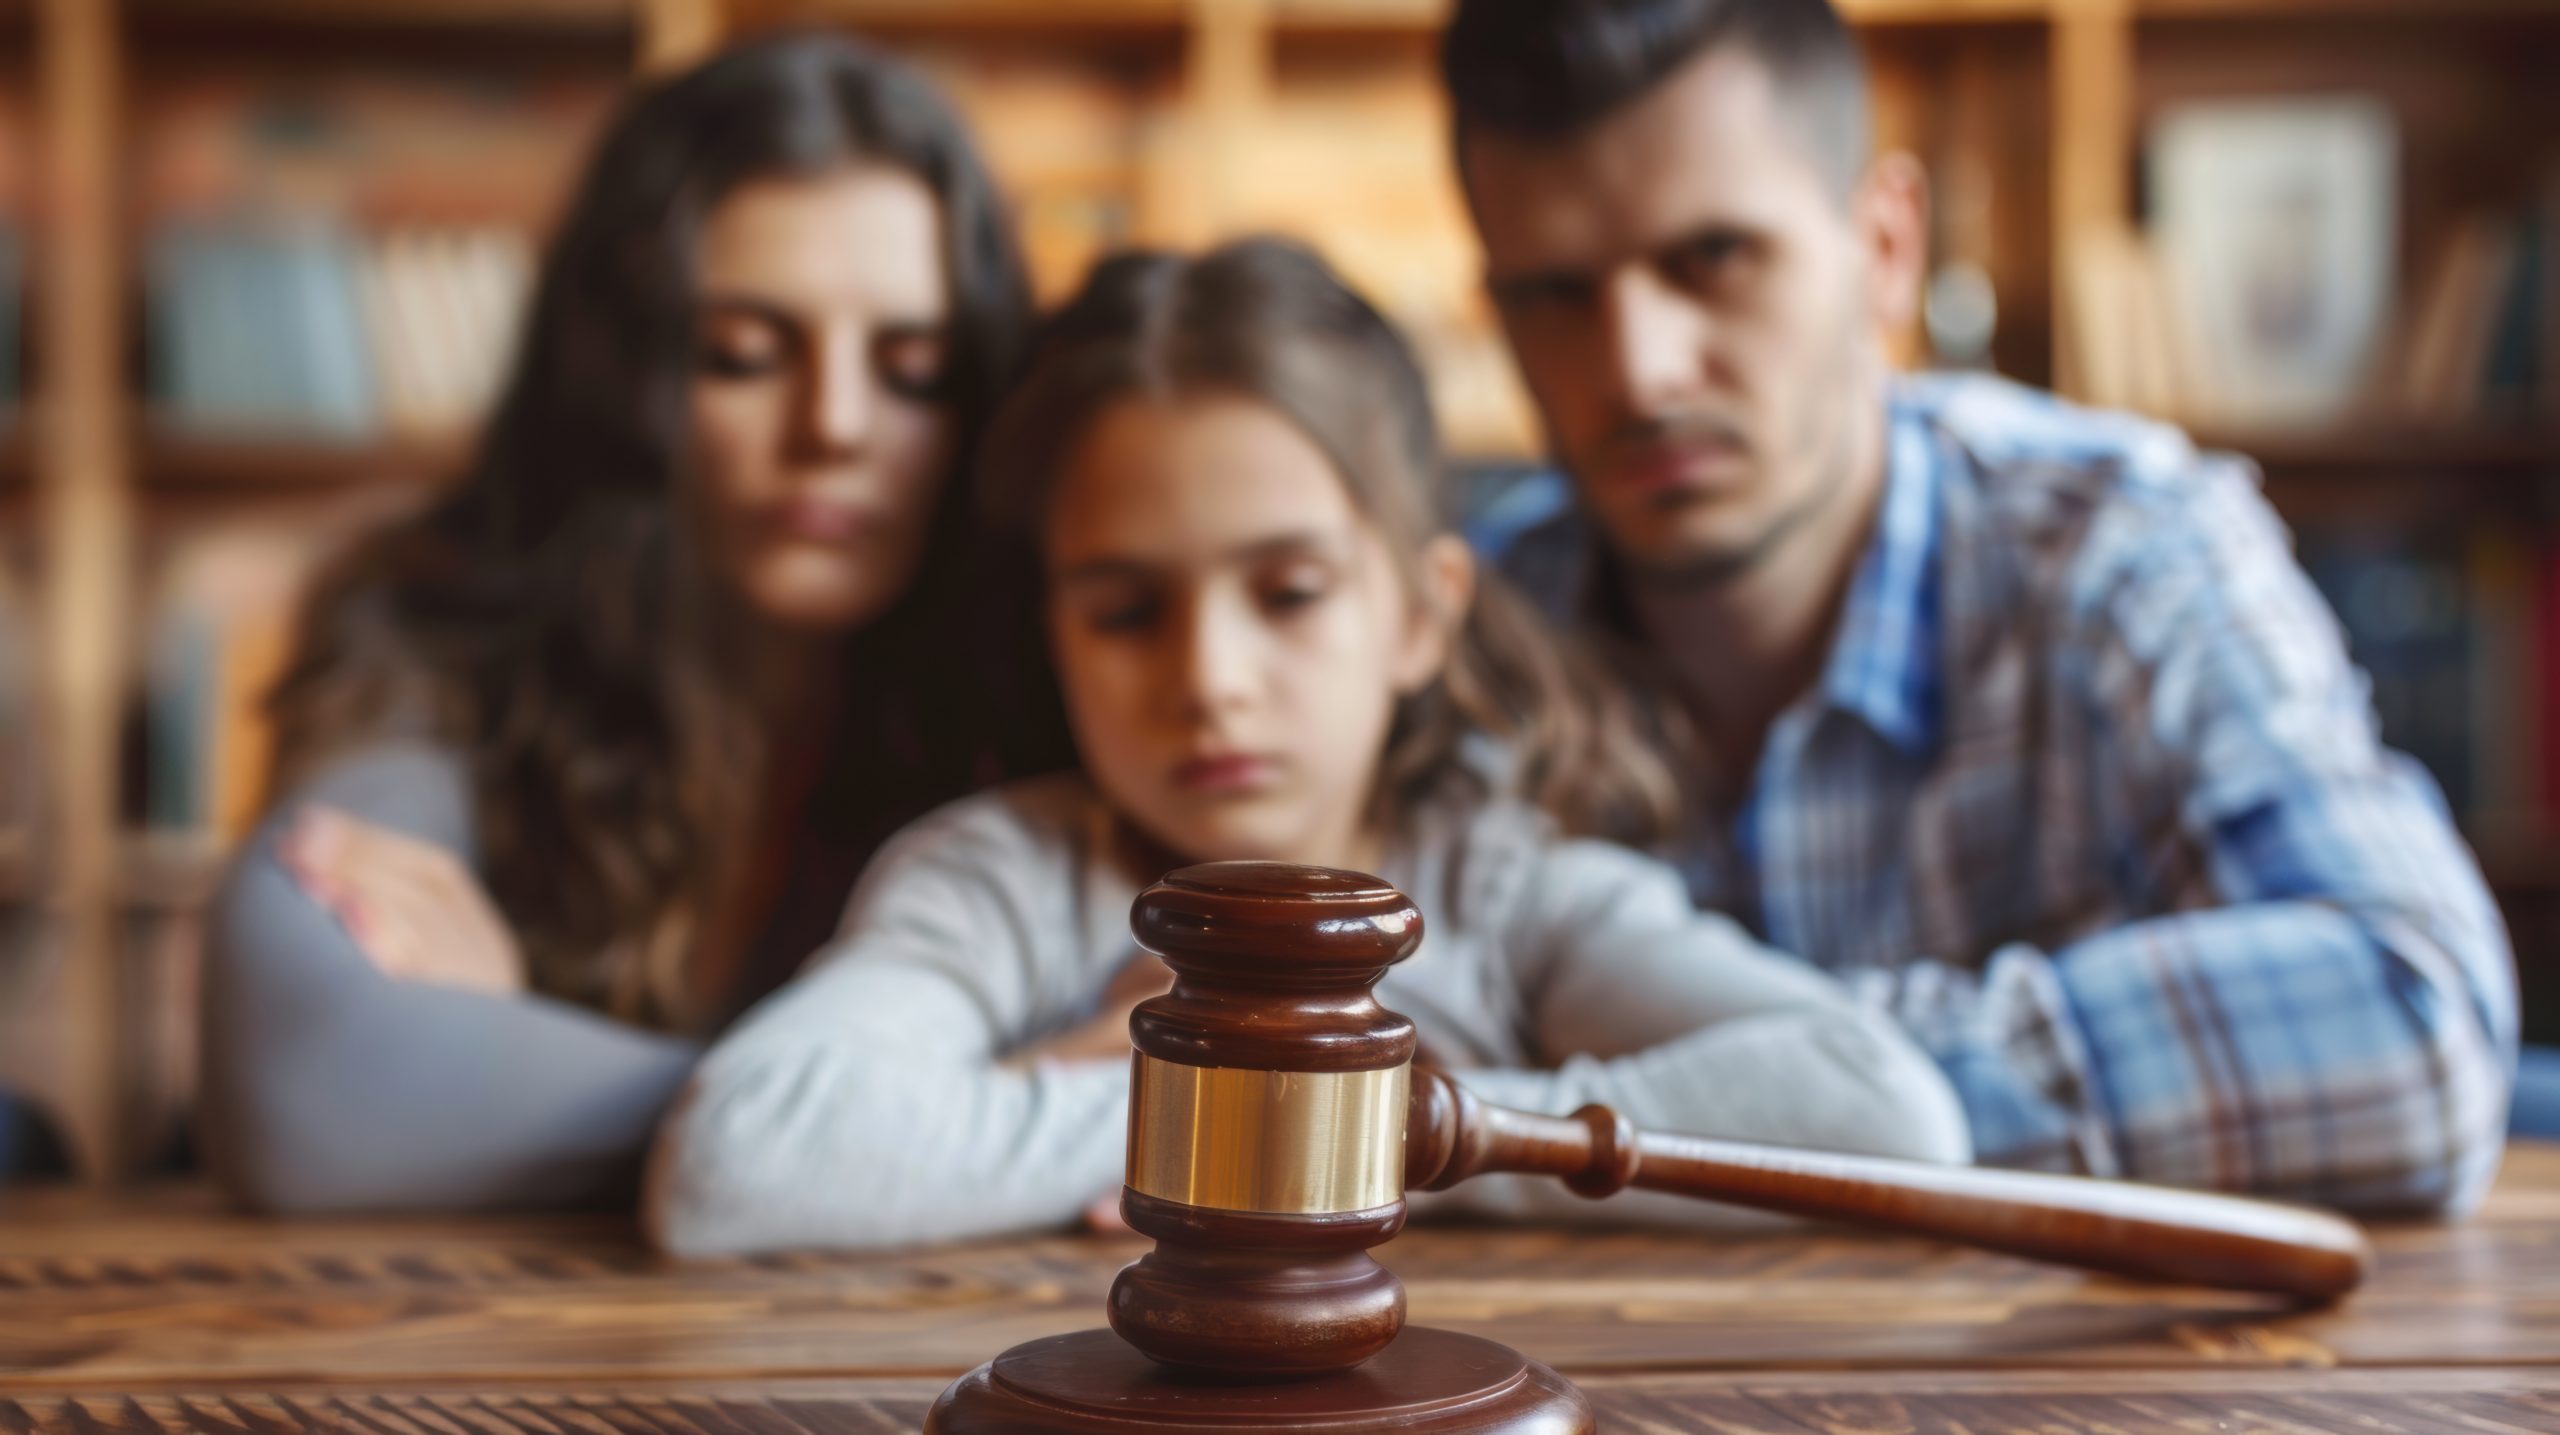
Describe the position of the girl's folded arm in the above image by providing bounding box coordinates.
[646,794,1128,1255]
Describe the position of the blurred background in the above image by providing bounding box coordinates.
[0,0,2554,1183]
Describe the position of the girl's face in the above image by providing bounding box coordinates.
[688,164,956,633]
[1045,394,1463,869]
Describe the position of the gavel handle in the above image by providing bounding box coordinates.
[1403,1067,2372,1302]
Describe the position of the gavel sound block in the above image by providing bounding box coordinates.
[926,863,2373,1434]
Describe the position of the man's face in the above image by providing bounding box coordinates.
[1464,47,1885,581]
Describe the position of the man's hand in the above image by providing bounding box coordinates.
[282,805,528,998]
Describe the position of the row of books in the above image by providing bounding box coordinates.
[2403,198,2558,428]
[2078,96,2559,432]
[130,59,606,447]
[2295,524,2557,837]
[147,220,533,443]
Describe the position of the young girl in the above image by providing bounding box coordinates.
[645,239,1967,1255]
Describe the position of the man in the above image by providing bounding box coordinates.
[1445,0,2511,1211]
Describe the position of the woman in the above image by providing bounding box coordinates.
[199,32,1067,1213]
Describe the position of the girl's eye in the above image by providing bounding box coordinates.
[876,327,953,401]
[1259,566,1332,616]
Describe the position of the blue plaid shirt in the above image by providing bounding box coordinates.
[1488,373,2516,1213]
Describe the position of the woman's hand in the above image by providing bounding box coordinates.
[282,806,528,998]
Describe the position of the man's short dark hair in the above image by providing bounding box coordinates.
[1442,0,1871,198]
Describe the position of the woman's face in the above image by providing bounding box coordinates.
[1044,393,1455,869]
[689,164,956,633]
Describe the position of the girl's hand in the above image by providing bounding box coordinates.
[1004,952,1172,1070]
[282,806,528,998]
[1082,1188,1132,1236]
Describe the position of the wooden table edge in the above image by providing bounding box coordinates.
[10,1366,2560,1400]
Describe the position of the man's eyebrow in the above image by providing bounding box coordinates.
[1487,264,1597,299]
[1654,221,1760,255]
[1488,221,1765,299]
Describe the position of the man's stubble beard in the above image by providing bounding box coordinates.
[1609,312,1872,595]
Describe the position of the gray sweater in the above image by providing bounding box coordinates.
[199,742,701,1213]
[646,774,1971,1255]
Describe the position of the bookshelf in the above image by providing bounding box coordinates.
[10,0,721,1184]
[9,0,2555,1183]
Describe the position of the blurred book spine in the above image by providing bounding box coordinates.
[132,530,315,848]
[149,219,377,440]
[2296,523,2560,852]
[357,226,534,441]
[2301,534,2476,814]
[147,218,533,445]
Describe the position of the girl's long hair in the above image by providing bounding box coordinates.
[979,237,1679,845]
[267,33,1069,1028]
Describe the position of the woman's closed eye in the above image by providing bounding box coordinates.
[696,312,792,380]
[874,324,953,401]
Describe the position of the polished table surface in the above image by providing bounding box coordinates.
[2,1146,2557,1432]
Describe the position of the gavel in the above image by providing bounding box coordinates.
[930,862,2373,1431]
[1112,862,2368,1374]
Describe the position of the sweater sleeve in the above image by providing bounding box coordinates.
[644,787,1129,1256]
[198,740,700,1213]
[1428,835,1972,1230]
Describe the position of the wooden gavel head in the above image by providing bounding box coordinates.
[1110,862,1424,1376]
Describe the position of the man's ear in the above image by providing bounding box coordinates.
[1393,534,1478,698]
[1858,150,1930,339]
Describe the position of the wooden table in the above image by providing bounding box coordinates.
[4,1147,2558,1433]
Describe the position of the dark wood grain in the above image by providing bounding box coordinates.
[6,1369,2560,1435]
[0,1146,2553,1413]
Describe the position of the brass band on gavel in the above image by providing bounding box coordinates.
[1125,1053,1411,1215]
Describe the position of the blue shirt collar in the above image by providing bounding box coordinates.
[1816,387,1944,756]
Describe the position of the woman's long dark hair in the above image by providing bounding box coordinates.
[980,238,1680,846]
[268,32,1067,1028]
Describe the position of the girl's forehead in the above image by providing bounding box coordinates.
[1045,395,1365,560]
